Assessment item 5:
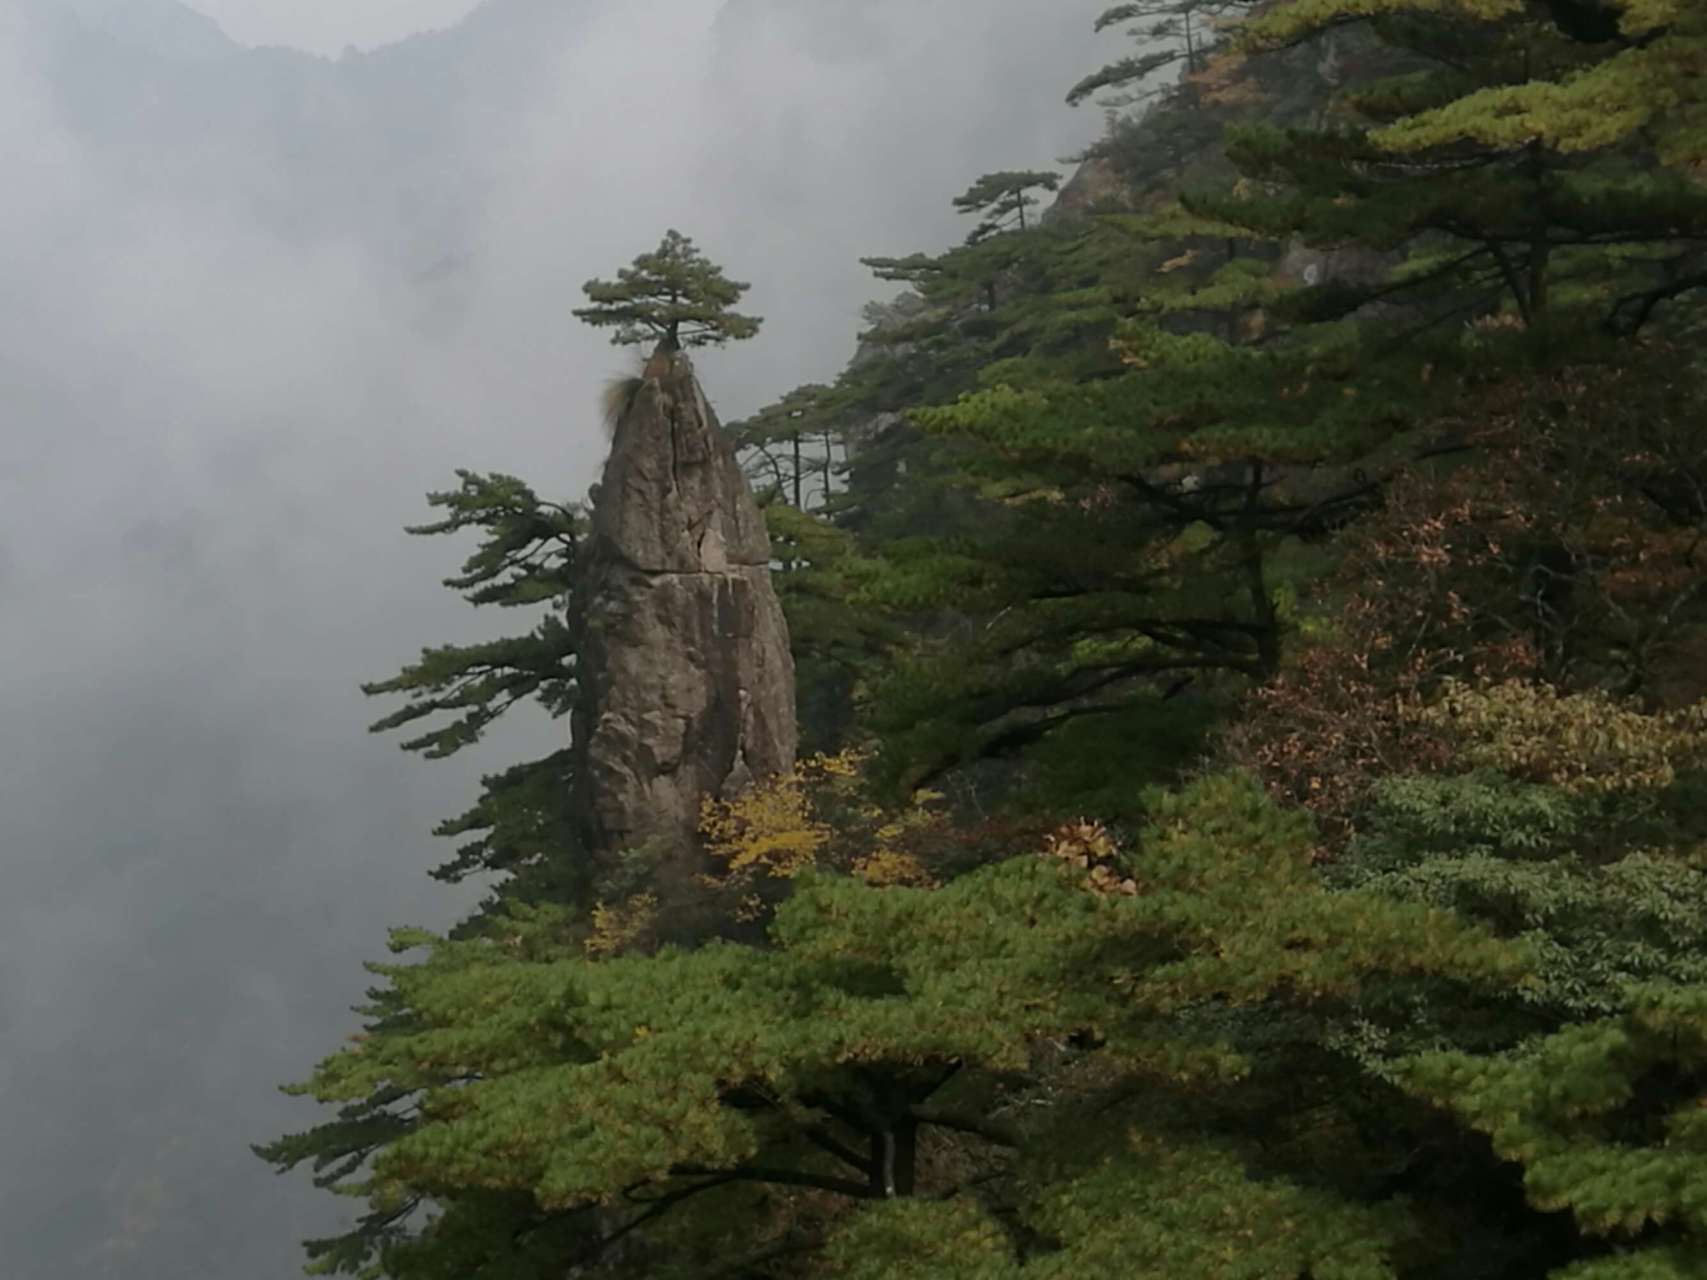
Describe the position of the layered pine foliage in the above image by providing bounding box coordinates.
[261,3,1707,1276]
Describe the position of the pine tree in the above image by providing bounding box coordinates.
[1192,0,1707,334]
[1211,326,1707,1276]
[356,471,589,913]
[259,773,1525,1278]
[726,383,842,513]
[951,171,1063,244]
[573,229,763,350]
[843,262,1463,793]
[1067,0,1257,108]
[835,0,1707,796]
[760,504,899,755]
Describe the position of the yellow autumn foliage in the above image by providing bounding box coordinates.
[584,894,659,959]
[699,751,942,894]
[850,849,936,889]
[1410,680,1707,794]
[699,761,830,879]
[1044,819,1140,898]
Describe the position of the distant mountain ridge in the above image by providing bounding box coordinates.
[29,0,614,273]
[59,0,236,61]
[28,0,1102,331]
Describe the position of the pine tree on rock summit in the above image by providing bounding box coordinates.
[573,229,762,350]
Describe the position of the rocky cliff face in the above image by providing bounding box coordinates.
[570,346,797,901]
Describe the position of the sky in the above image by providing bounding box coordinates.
[0,0,1108,1274]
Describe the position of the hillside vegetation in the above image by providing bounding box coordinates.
[261,3,1707,1276]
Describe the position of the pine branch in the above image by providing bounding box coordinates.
[910,1109,1021,1148]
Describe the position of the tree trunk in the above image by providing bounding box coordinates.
[870,1121,918,1198]
[1529,239,1550,321]
[792,431,803,510]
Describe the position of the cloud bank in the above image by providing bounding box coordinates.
[0,2,1105,1273]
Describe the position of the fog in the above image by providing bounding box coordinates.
[0,1,1103,1273]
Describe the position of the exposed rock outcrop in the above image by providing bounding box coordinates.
[570,345,797,901]
[1044,154,1135,223]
